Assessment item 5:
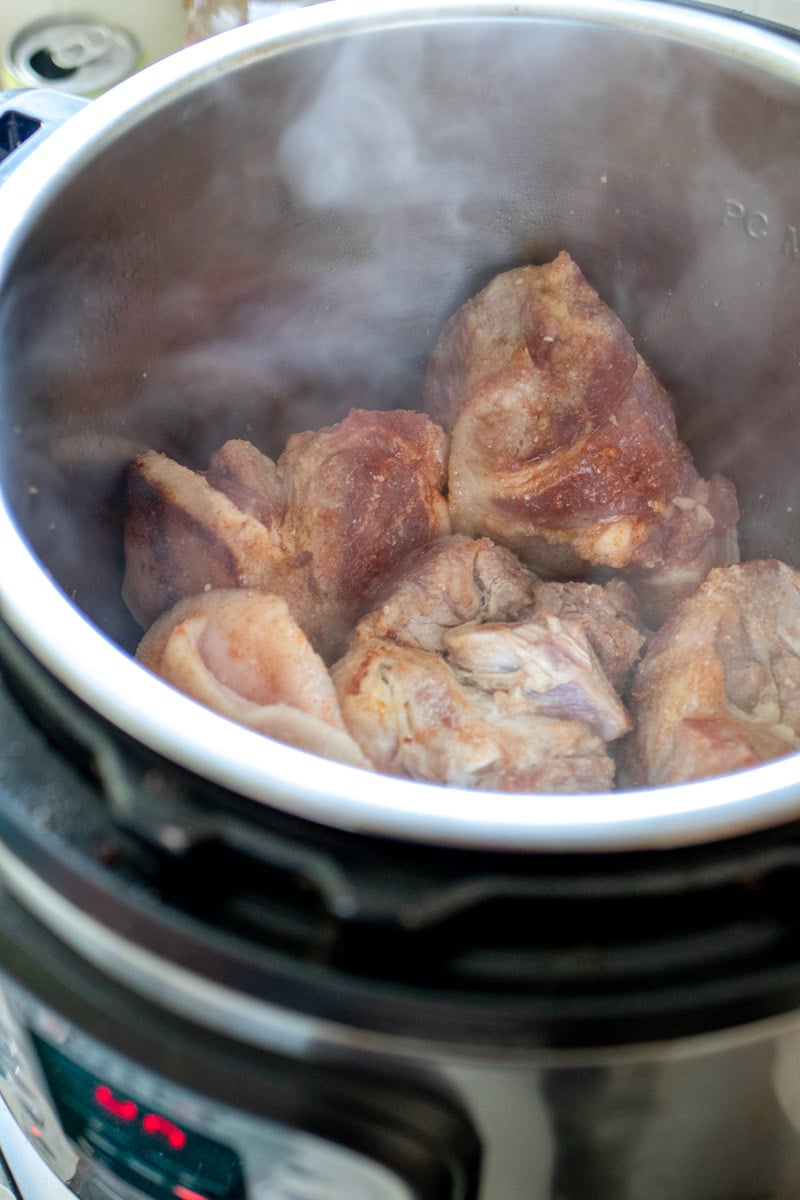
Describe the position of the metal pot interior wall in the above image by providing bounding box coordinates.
[1,9,799,650]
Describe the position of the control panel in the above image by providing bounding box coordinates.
[0,975,422,1200]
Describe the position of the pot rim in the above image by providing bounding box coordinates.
[1,0,800,854]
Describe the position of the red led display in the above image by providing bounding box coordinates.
[35,1037,246,1200]
[172,1186,211,1200]
[143,1112,188,1150]
[94,1085,138,1122]
[94,1086,187,1149]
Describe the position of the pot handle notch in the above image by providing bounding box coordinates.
[0,89,86,186]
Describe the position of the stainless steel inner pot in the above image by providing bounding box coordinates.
[0,0,799,850]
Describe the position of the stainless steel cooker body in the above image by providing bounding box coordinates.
[0,789,800,1200]
[2,4,800,1199]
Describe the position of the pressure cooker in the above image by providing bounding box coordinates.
[2,1,800,1197]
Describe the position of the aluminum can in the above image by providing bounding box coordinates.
[3,14,142,97]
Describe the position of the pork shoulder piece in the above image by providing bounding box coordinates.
[622,560,800,786]
[443,615,631,742]
[206,437,286,527]
[333,536,631,791]
[350,531,647,685]
[624,466,741,625]
[331,639,615,792]
[122,449,288,628]
[123,408,451,661]
[278,407,451,646]
[424,251,739,620]
[136,589,369,767]
[527,577,648,689]
[351,533,541,652]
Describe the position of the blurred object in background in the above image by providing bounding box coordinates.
[183,0,249,42]
[3,15,144,95]
[184,0,329,42]
[178,1,800,46]
[1,0,799,84]
[249,0,328,15]
[0,2,183,77]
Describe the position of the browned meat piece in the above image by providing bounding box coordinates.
[424,251,739,622]
[278,408,451,651]
[623,560,800,786]
[206,437,286,527]
[136,589,369,767]
[122,450,289,626]
[123,408,451,661]
[351,532,646,686]
[332,639,615,792]
[331,531,643,789]
[352,533,541,652]
[529,578,648,689]
[333,533,633,789]
[443,616,631,742]
[624,467,740,625]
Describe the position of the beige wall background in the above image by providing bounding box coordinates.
[0,1,799,88]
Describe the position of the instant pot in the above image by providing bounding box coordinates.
[3,2,800,1196]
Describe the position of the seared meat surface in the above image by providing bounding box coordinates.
[424,251,739,622]
[136,589,369,767]
[526,577,647,689]
[122,252,766,795]
[332,638,616,792]
[443,616,630,742]
[354,534,647,679]
[352,533,541,652]
[123,449,287,626]
[623,560,800,785]
[333,534,641,790]
[206,437,285,527]
[123,408,451,661]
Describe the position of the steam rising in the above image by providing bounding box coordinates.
[2,10,800,646]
